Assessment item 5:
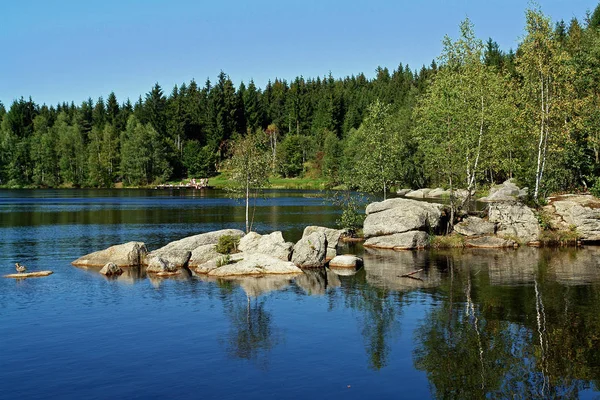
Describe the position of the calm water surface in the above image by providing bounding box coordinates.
[1,189,600,399]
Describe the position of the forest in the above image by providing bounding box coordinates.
[2,4,600,202]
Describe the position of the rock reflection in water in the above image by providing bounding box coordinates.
[546,247,600,284]
[363,248,442,291]
[295,269,329,295]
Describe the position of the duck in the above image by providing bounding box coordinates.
[15,263,26,273]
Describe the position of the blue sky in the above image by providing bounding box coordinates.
[0,0,596,107]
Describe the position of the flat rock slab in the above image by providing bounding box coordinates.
[4,271,53,278]
[329,255,363,268]
[207,253,302,277]
[72,241,148,267]
[466,236,517,248]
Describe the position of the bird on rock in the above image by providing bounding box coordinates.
[15,263,26,273]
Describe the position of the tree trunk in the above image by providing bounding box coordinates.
[245,176,250,233]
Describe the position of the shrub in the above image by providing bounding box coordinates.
[216,235,240,254]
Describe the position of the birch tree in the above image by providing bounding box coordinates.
[516,6,575,200]
[227,130,270,233]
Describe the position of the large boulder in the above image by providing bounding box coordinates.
[238,231,293,261]
[363,231,429,250]
[488,203,540,243]
[405,188,432,199]
[549,195,600,241]
[99,262,123,276]
[147,229,244,263]
[302,226,345,260]
[72,241,148,267]
[480,180,528,202]
[207,253,302,277]
[146,256,181,273]
[454,217,496,237]
[466,236,517,248]
[146,250,191,269]
[188,244,221,267]
[427,188,449,198]
[363,198,443,238]
[291,232,328,268]
[396,188,412,196]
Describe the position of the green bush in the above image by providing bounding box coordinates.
[591,179,600,198]
[216,235,240,254]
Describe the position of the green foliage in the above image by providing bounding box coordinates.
[183,140,216,177]
[330,191,367,235]
[590,179,600,198]
[216,235,240,254]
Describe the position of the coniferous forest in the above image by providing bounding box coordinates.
[2,4,600,201]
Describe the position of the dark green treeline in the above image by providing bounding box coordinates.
[3,2,600,196]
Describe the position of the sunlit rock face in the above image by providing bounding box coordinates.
[454,216,496,237]
[148,229,245,263]
[302,226,345,260]
[488,202,540,243]
[72,241,148,268]
[291,231,328,268]
[547,195,600,241]
[238,231,293,261]
[364,231,429,250]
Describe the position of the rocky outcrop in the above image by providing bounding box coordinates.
[238,231,293,261]
[72,242,148,267]
[146,255,184,273]
[328,255,363,269]
[363,198,444,238]
[291,231,328,268]
[454,216,496,237]
[364,231,429,250]
[548,195,600,241]
[201,253,302,277]
[488,203,540,243]
[99,262,123,276]
[480,179,528,202]
[148,229,244,262]
[302,226,345,260]
[188,245,221,267]
[466,236,517,248]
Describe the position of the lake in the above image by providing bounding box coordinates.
[1,189,599,399]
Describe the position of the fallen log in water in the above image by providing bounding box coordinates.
[4,271,53,279]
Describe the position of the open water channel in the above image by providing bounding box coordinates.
[1,189,599,399]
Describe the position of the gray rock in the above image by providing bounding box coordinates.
[550,195,600,241]
[454,216,496,237]
[396,188,412,196]
[466,236,517,248]
[480,179,525,202]
[99,262,123,276]
[291,232,328,268]
[364,198,443,238]
[363,231,429,250]
[302,226,345,260]
[194,253,245,275]
[238,231,293,261]
[207,253,302,277]
[146,255,183,273]
[427,188,449,198]
[188,244,221,267]
[146,250,191,269]
[328,255,363,268]
[488,203,540,243]
[405,188,432,199]
[149,229,244,260]
[72,241,148,267]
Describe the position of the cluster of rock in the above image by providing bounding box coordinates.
[397,187,469,200]
[72,226,362,278]
[544,194,600,242]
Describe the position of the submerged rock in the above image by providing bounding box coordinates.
[72,241,148,267]
[454,216,496,237]
[363,231,429,250]
[238,231,293,261]
[291,231,328,268]
[99,262,123,276]
[363,198,443,238]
